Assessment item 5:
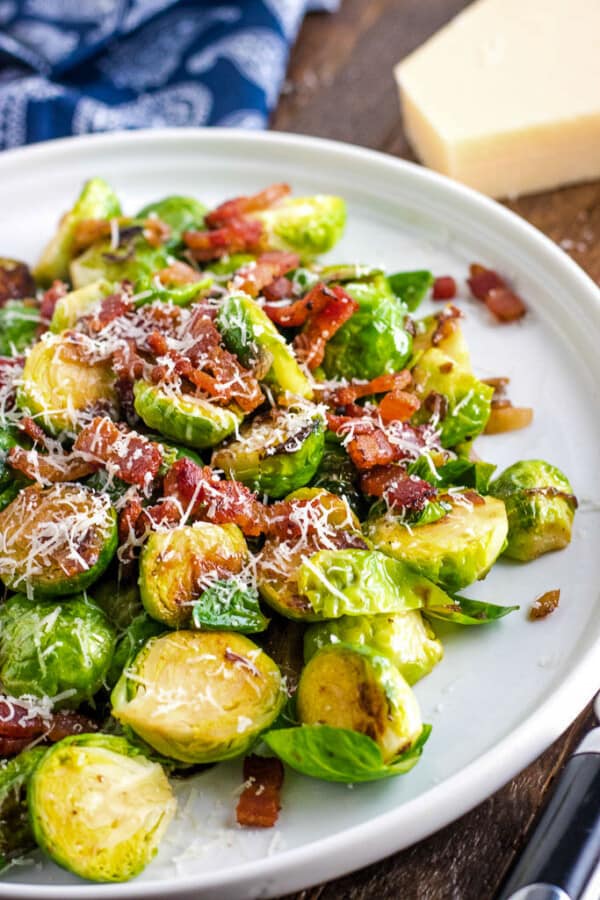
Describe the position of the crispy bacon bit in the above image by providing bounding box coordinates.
[482,376,510,397]
[19,416,50,447]
[424,391,449,421]
[484,404,533,434]
[431,304,462,346]
[459,490,486,506]
[7,446,98,483]
[39,280,68,326]
[467,263,526,322]
[155,261,202,285]
[236,755,284,828]
[143,216,172,247]
[264,280,331,328]
[467,264,505,300]
[234,251,299,298]
[379,390,420,423]
[0,258,35,305]
[206,183,290,229]
[432,276,457,301]
[529,589,560,621]
[74,417,164,488]
[346,427,397,470]
[184,218,263,262]
[81,290,134,334]
[0,698,98,757]
[118,495,144,546]
[360,465,437,512]
[263,275,294,303]
[293,285,358,370]
[322,371,412,407]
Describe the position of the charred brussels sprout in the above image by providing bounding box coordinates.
[366,494,508,592]
[297,644,422,762]
[112,631,285,764]
[136,195,207,246]
[490,460,576,561]
[0,300,41,355]
[133,380,242,449]
[304,611,443,685]
[217,292,313,399]
[70,235,169,290]
[0,592,115,706]
[17,333,117,434]
[212,404,325,498]
[253,195,346,258]
[29,734,175,883]
[49,280,112,333]
[321,275,412,380]
[34,178,122,284]
[0,258,35,304]
[0,748,47,869]
[139,523,248,628]
[0,484,118,596]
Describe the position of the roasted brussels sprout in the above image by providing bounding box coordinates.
[70,235,169,290]
[310,434,365,517]
[253,195,346,258]
[0,300,41,355]
[191,579,269,633]
[411,311,471,367]
[366,493,508,592]
[49,279,112,333]
[297,644,422,762]
[29,734,175,882]
[133,380,242,449]
[0,483,118,596]
[321,275,412,380]
[490,460,576,561]
[139,522,248,628]
[112,631,285,764]
[217,292,313,399]
[212,404,325,498]
[17,333,117,434]
[411,348,493,447]
[304,610,443,685]
[388,270,434,312]
[0,428,18,493]
[0,258,35,304]
[0,592,115,706]
[0,748,47,870]
[34,178,122,284]
[136,195,207,246]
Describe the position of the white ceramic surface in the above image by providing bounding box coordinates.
[0,129,598,900]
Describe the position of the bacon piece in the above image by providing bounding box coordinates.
[74,417,164,488]
[346,426,397,470]
[143,216,172,248]
[467,264,505,300]
[7,446,99,483]
[0,258,35,305]
[155,261,202,285]
[233,251,299,298]
[379,390,420,423]
[323,371,412,407]
[360,465,437,512]
[206,183,290,229]
[184,218,263,262]
[467,263,526,322]
[39,280,68,326]
[263,280,332,328]
[0,697,98,757]
[293,285,358,370]
[19,416,50,447]
[263,275,294,303]
[118,495,144,547]
[431,304,462,346]
[82,290,134,333]
[529,589,560,621]
[236,755,284,828]
[432,276,457,301]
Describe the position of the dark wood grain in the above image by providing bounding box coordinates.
[271,1,599,897]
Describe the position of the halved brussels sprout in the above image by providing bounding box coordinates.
[411,312,470,368]
[0,483,118,596]
[136,195,207,246]
[17,333,117,434]
[70,237,169,290]
[217,292,313,399]
[297,644,422,763]
[388,270,434,313]
[304,611,443,685]
[212,404,325,498]
[107,613,166,688]
[139,522,248,628]
[310,435,365,517]
[0,747,47,870]
[321,275,412,380]
[0,300,41,356]
[366,494,508,592]
[252,195,346,258]
[133,380,242,449]
[49,279,112,333]
[112,631,285,764]
[0,592,115,706]
[490,460,576,561]
[29,734,175,883]
[34,178,122,284]
[411,347,493,447]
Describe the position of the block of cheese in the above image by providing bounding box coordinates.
[395,0,600,198]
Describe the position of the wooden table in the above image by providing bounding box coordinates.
[271,2,600,897]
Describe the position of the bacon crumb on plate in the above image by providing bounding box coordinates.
[236,755,284,828]
[529,589,560,620]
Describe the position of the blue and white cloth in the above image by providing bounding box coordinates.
[0,0,337,150]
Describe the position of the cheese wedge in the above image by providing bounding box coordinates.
[395,0,600,198]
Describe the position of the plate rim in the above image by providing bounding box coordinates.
[0,127,599,899]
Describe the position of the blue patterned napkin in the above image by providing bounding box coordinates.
[0,0,338,150]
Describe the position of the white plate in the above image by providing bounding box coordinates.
[0,129,599,900]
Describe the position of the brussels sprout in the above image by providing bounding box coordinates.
[310,435,365,517]
[29,734,175,882]
[112,631,285,764]
[0,427,18,492]
[0,592,115,706]
[0,479,25,512]
[107,613,166,688]
[388,270,434,313]
[321,275,412,380]
[0,748,47,869]
[411,312,471,368]
[191,579,269,633]
[133,272,213,308]
[424,594,519,625]
[34,178,122,284]
[212,404,325,498]
[297,644,422,762]
[317,263,384,284]
[49,279,112,333]
[0,483,118,596]
[70,236,169,290]
[17,333,117,434]
[93,577,145,632]
[217,292,313,399]
[0,300,41,356]
[489,460,576,561]
[133,380,242,449]
[208,254,256,278]
[0,258,35,304]
[366,494,508,592]
[252,195,346,258]
[136,194,207,246]
[411,348,493,447]
[139,522,248,628]
[304,610,443,685]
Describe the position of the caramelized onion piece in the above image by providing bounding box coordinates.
[484,405,533,434]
